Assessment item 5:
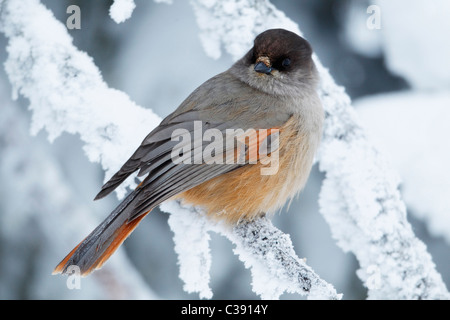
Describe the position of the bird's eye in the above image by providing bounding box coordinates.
[282,58,291,68]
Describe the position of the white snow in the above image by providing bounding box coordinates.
[154,0,173,4]
[162,201,341,300]
[0,79,157,299]
[348,0,450,249]
[339,0,450,298]
[190,0,300,60]
[227,217,341,300]
[164,201,213,299]
[1,0,161,199]
[376,0,450,90]
[342,1,383,58]
[344,0,450,90]
[316,65,449,299]
[355,91,450,245]
[109,0,136,24]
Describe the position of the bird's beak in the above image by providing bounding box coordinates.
[254,57,272,75]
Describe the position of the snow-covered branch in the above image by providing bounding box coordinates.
[163,201,341,300]
[0,0,161,199]
[317,68,449,299]
[0,79,157,299]
[190,0,300,60]
[0,0,339,299]
[351,0,450,248]
[109,0,136,24]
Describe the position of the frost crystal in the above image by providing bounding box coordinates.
[109,0,136,24]
[190,0,300,60]
[316,66,450,299]
[1,0,161,199]
[163,201,341,300]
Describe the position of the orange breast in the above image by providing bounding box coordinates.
[177,117,314,224]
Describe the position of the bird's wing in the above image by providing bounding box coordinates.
[95,75,290,221]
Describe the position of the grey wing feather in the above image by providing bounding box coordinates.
[94,72,290,207]
[130,163,240,220]
[94,115,239,201]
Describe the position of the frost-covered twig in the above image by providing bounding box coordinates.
[0,0,339,299]
[189,0,450,299]
[109,0,136,24]
[0,80,157,300]
[163,201,341,300]
[316,64,449,300]
[190,0,300,60]
[0,0,161,199]
[227,217,340,300]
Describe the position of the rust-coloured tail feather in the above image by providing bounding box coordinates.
[85,212,148,275]
[52,240,84,275]
[53,190,150,276]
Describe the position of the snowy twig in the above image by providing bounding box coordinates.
[316,66,449,300]
[0,0,339,299]
[0,80,157,299]
[163,201,341,300]
[0,0,161,200]
[227,217,340,300]
[190,0,300,60]
[109,0,136,24]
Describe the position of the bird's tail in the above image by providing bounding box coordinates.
[53,189,149,276]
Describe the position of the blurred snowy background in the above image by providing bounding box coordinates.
[0,0,449,299]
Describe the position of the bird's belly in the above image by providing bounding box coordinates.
[177,118,317,224]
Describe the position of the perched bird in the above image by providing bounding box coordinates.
[53,28,323,276]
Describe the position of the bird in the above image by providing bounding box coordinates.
[53,28,324,276]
